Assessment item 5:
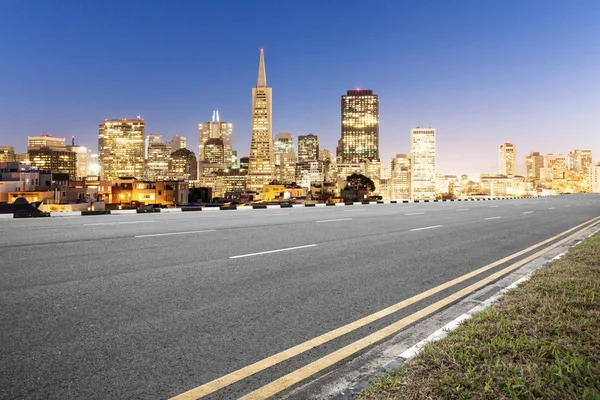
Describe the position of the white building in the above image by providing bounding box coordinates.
[410,128,436,200]
[590,162,600,193]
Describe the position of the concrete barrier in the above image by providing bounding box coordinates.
[82,210,111,216]
[50,211,82,217]
[181,207,202,212]
[0,213,14,219]
[111,209,137,215]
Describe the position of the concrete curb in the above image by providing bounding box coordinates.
[0,196,544,219]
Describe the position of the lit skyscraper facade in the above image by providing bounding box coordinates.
[524,151,544,180]
[298,133,320,161]
[66,143,89,180]
[0,146,16,162]
[204,138,225,164]
[145,134,163,160]
[339,90,379,163]
[146,138,171,180]
[28,147,77,179]
[274,133,294,165]
[98,118,145,180]
[499,142,516,176]
[198,110,233,167]
[248,49,274,190]
[28,134,66,150]
[169,148,198,181]
[410,128,436,200]
[568,149,592,172]
[391,153,411,200]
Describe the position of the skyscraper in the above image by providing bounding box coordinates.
[274,133,294,165]
[145,134,163,160]
[524,151,544,180]
[298,133,320,161]
[247,49,274,190]
[568,149,592,172]
[499,142,516,176]
[0,146,16,162]
[391,154,411,200]
[339,90,379,163]
[28,134,66,150]
[98,118,145,180]
[168,135,187,153]
[28,147,77,179]
[198,110,233,167]
[146,137,171,180]
[169,148,198,181]
[410,128,436,200]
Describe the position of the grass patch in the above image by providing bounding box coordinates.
[360,232,600,400]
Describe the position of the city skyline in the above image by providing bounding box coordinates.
[1,1,600,177]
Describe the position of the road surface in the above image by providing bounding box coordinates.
[1,195,599,399]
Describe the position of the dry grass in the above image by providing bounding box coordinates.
[360,232,600,400]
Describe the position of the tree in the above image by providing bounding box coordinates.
[346,173,376,192]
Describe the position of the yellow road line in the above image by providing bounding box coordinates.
[240,217,600,399]
[170,216,600,400]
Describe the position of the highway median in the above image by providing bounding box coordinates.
[360,231,600,400]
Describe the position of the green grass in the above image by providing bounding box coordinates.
[360,232,600,400]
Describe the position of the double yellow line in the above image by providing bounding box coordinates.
[172,216,600,400]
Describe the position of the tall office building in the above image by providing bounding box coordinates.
[278,153,297,184]
[391,154,411,200]
[568,149,592,172]
[589,162,600,193]
[145,134,163,159]
[319,149,333,162]
[98,118,145,180]
[198,110,233,167]
[545,153,567,169]
[169,135,187,153]
[146,138,171,180]
[28,134,66,150]
[499,142,516,176]
[524,151,544,180]
[338,90,379,163]
[298,133,320,161]
[247,49,274,190]
[239,156,249,175]
[274,133,294,165]
[169,148,198,181]
[410,128,436,200]
[0,146,16,162]
[28,147,77,179]
[204,138,225,164]
[66,141,89,180]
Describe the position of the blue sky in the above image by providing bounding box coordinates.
[1,0,599,177]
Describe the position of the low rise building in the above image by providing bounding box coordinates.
[262,184,304,202]
[108,178,189,206]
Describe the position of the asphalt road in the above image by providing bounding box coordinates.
[1,195,599,399]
